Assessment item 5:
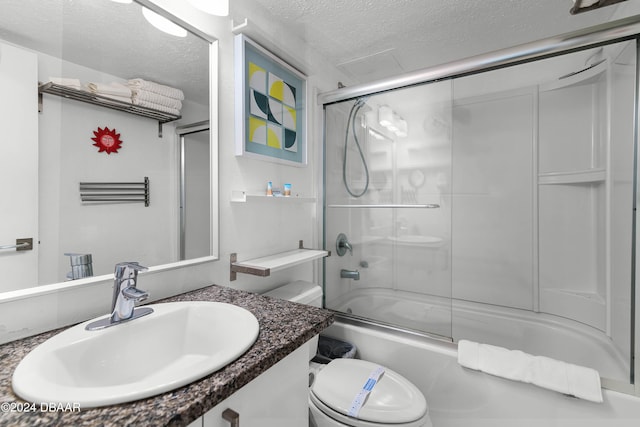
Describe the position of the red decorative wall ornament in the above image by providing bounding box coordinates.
[91,127,123,154]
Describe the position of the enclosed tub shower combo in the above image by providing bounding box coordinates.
[322,17,640,396]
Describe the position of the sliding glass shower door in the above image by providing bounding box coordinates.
[324,80,453,339]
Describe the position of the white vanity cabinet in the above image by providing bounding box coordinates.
[189,344,309,427]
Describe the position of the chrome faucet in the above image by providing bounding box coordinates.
[111,262,150,322]
[336,233,353,256]
[86,261,153,330]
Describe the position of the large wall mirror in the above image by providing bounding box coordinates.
[0,0,217,294]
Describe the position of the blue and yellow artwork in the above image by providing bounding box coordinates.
[241,35,305,164]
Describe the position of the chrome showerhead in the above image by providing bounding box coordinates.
[354,96,372,112]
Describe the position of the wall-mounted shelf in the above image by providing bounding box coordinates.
[230,240,329,281]
[538,169,606,185]
[230,190,315,203]
[38,83,181,137]
[327,204,440,209]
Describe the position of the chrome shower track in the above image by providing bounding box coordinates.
[318,15,640,106]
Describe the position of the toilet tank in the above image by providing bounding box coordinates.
[263,280,322,308]
[263,281,323,361]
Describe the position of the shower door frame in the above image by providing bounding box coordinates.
[320,15,640,396]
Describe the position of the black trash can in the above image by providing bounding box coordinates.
[313,335,356,363]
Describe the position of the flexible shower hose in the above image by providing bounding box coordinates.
[342,98,370,198]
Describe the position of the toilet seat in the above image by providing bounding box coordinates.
[310,359,429,427]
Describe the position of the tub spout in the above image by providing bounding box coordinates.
[340,269,360,280]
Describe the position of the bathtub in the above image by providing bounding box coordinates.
[322,318,640,427]
[328,288,628,381]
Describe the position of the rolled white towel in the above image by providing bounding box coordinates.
[457,340,603,403]
[132,99,181,116]
[88,82,131,98]
[47,77,82,91]
[127,78,184,100]
[131,89,182,110]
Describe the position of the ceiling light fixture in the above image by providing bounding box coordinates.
[186,0,229,16]
[142,7,187,37]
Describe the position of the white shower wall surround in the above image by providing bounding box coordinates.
[324,38,636,387]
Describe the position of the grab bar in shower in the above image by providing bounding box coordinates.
[327,204,440,209]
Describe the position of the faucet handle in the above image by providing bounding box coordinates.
[122,286,149,302]
[336,233,353,257]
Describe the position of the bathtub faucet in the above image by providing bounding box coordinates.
[340,269,360,280]
[336,233,353,256]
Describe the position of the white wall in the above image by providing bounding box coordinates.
[0,41,39,291]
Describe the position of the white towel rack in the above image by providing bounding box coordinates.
[79,177,150,207]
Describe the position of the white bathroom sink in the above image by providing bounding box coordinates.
[12,301,259,408]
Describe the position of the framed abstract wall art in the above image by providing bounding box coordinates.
[234,34,307,166]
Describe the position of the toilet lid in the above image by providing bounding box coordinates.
[311,359,427,424]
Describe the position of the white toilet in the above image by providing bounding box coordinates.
[264,281,432,427]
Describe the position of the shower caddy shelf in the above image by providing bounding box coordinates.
[38,82,181,137]
[538,168,606,185]
[230,190,315,203]
[230,240,329,281]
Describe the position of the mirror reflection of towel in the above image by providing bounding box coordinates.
[87,82,131,98]
[131,89,182,110]
[48,77,82,91]
[131,99,180,116]
[127,78,184,101]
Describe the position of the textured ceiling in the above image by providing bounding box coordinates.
[0,0,636,105]
[0,0,210,105]
[232,0,635,84]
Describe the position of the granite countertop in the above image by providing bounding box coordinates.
[0,285,334,427]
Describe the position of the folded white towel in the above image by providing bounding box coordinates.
[48,77,82,91]
[93,93,133,105]
[127,78,184,100]
[132,99,181,116]
[88,82,131,98]
[131,89,182,110]
[457,340,603,403]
